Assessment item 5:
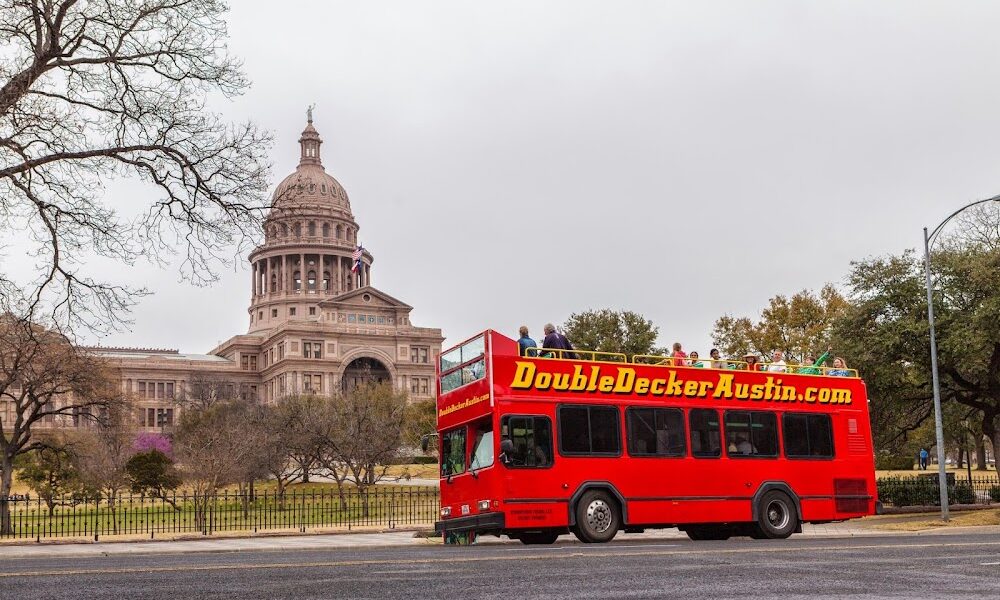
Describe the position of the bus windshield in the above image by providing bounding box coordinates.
[440,334,486,394]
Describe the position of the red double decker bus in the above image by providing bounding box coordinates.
[434,330,877,544]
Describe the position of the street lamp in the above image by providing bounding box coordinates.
[923,193,1000,521]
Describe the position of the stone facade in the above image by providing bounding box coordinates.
[76,115,442,431]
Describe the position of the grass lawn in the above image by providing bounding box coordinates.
[875,467,998,480]
[869,508,1000,531]
[2,484,439,540]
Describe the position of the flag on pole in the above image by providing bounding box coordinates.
[351,245,363,273]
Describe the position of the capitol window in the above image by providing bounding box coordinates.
[411,346,429,364]
[309,307,316,316]
[290,307,296,316]
[302,341,322,359]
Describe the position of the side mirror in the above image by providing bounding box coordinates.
[499,439,515,466]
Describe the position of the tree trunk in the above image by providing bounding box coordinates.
[0,457,13,535]
[956,446,964,469]
[984,414,999,473]
[975,435,988,471]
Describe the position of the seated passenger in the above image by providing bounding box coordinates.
[828,357,851,376]
[734,433,754,455]
[743,353,760,371]
[689,351,704,368]
[710,348,727,370]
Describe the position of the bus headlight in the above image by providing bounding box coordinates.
[477,500,490,511]
[440,507,451,517]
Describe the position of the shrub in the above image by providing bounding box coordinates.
[875,454,916,471]
[949,482,976,505]
[877,476,939,506]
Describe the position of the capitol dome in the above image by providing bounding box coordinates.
[270,117,352,217]
[247,110,374,334]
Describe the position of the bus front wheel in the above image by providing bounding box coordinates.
[753,490,798,539]
[572,490,620,543]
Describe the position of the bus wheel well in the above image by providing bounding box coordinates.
[568,482,627,526]
[751,482,802,530]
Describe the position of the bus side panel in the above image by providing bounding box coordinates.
[627,499,751,525]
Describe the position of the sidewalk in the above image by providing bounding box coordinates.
[4,517,997,560]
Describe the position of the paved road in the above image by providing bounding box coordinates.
[1,531,998,599]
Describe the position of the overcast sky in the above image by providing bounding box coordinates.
[49,1,1000,354]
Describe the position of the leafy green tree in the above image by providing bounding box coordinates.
[15,443,87,516]
[562,309,663,357]
[712,285,850,362]
[404,398,437,452]
[126,450,181,507]
[832,242,1000,460]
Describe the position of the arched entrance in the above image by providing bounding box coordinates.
[342,356,392,391]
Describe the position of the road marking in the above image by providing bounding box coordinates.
[3,540,1000,579]
[981,561,1000,566]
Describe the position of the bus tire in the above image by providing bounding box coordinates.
[754,490,798,539]
[517,531,560,545]
[684,525,731,541]
[572,490,620,543]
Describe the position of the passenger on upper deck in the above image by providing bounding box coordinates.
[766,350,787,373]
[797,347,832,375]
[710,348,727,370]
[517,326,537,357]
[671,342,688,367]
[828,357,851,376]
[542,323,576,359]
[690,351,704,368]
[744,353,761,371]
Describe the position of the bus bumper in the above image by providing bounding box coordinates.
[434,512,505,535]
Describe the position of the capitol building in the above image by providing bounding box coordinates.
[85,114,443,429]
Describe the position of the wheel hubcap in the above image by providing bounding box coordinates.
[586,499,613,533]
[766,500,790,530]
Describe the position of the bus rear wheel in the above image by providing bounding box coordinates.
[517,531,560,545]
[684,525,731,541]
[572,490,620,543]
[753,490,798,539]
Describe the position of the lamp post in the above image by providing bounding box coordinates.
[923,194,1000,521]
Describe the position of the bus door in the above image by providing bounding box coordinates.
[499,414,564,527]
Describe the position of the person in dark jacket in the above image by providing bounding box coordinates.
[541,323,576,359]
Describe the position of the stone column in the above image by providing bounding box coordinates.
[337,255,343,293]
[299,253,305,293]
[263,258,269,295]
[281,254,287,293]
[252,261,259,297]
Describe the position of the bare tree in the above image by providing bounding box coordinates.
[75,404,136,532]
[312,383,408,514]
[180,373,253,410]
[0,0,272,334]
[0,313,118,533]
[172,399,261,529]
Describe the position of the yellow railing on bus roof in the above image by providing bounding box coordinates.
[537,352,860,378]
[531,348,628,363]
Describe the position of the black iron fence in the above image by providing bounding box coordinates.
[0,486,439,541]
[877,476,1000,507]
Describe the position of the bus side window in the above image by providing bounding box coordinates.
[501,415,553,468]
[783,413,834,459]
[724,410,778,458]
[690,409,721,458]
